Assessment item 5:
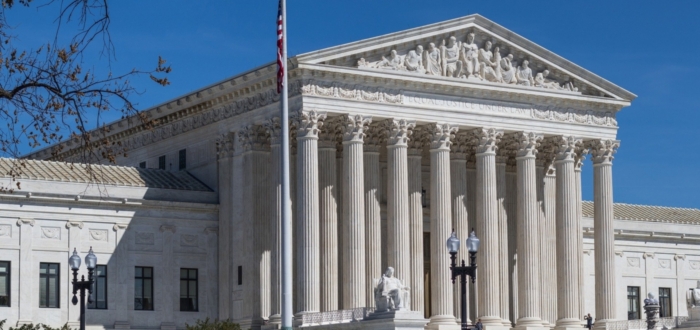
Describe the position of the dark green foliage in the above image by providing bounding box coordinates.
[0,320,73,330]
[185,318,241,330]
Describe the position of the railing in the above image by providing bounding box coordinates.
[605,316,689,330]
[298,307,376,327]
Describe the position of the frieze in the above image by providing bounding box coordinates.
[89,229,109,242]
[41,227,60,240]
[180,234,198,247]
[135,232,155,245]
[0,224,11,238]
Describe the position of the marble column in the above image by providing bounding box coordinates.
[66,221,83,327]
[264,119,282,322]
[295,111,324,316]
[514,132,545,330]
[342,114,371,309]
[451,133,469,324]
[473,128,503,328]
[467,162,478,321]
[553,136,581,330]
[427,123,459,330]
[319,118,339,312]
[590,140,620,330]
[112,223,129,329]
[16,218,34,326]
[574,147,588,317]
[505,165,518,324]
[160,224,176,329]
[364,126,382,308]
[254,144,271,323]
[535,159,548,327]
[408,130,425,314]
[386,119,415,301]
[496,155,511,326]
[216,134,234,320]
[543,165,557,327]
[336,146,344,307]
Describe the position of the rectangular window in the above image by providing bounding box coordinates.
[0,261,9,307]
[139,161,146,169]
[180,268,198,311]
[178,149,186,170]
[39,263,60,308]
[88,265,107,309]
[237,266,242,285]
[158,156,166,170]
[135,267,153,311]
[627,286,640,320]
[659,287,672,317]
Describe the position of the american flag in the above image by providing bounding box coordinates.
[277,0,284,93]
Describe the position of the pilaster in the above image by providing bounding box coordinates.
[16,218,34,326]
[159,224,176,330]
[216,133,235,321]
[66,221,84,328]
[112,223,129,330]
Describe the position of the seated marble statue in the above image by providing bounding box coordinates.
[687,281,700,310]
[644,292,659,306]
[374,267,410,312]
[377,50,405,71]
[404,45,426,74]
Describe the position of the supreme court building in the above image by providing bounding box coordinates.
[2,14,700,330]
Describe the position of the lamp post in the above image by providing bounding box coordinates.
[446,229,480,330]
[69,247,97,330]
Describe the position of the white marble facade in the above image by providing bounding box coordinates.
[1,13,697,330]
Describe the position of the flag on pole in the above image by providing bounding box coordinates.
[277,0,285,93]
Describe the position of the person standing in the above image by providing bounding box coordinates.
[475,319,483,330]
[584,314,593,329]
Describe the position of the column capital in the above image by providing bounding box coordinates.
[513,131,542,159]
[159,224,176,233]
[236,125,270,154]
[575,144,590,171]
[547,135,582,163]
[408,126,428,156]
[112,223,128,231]
[16,218,34,227]
[429,123,458,150]
[318,116,343,149]
[295,110,326,140]
[342,114,372,143]
[471,127,503,155]
[216,133,235,159]
[450,132,471,160]
[65,221,84,230]
[363,124,383,152]
[588,139,620,165]
[264,117,282,146]
[383,118,416,147]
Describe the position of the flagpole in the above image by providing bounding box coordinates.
[280,0,293,329]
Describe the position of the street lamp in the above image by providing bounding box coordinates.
[70,247,97,330]
[446,229,480,330]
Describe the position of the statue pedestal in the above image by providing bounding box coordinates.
[680,307,700,329]
[362,310,429,330]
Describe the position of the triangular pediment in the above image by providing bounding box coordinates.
[295,14,635,101]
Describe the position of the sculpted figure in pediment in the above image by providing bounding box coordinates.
[425,42,442,76]
[377,49,405,71]
[441,36,463,77]
[461,32,479,78]
[516,60,535,86]
[535,69,578,91]
[500,53,517,84]
[404,45,426,74]
[479,41,503,83]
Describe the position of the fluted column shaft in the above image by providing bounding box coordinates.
[342,114,371,308]
[535,163,547,327]
[591,140,619,329]
[505,168,518,324]
[451,145,469,324]
[364,142,381,308]
[497,158,511,326]
[543,169,557,326]
[265,120,282,323]
[474,128,502,327]
[319,139,339,312]
[554,137,581,329]
[386,119,415,300]
[515,132,543,328]
[575,160,585,317]
[428,124,458,329]
[408,147,425,313]
[253,150,271,322]
[295,112,323,316]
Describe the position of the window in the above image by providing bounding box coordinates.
[135,267,153,310]
[88,265,107,310]
[158,156,166,170]
[178,149,186,170]
[659,287,672,317]
[627,286,640,320]
[39,263,60,308]
[139,161,146,169]
[180,268,198,311]
[0,261,9,307]
[237,266,242,285]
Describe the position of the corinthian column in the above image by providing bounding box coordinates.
[427,123,460,330]
[589,139,620,330]
[385,119,415,299]
[496,153,511,327]
[264,119,282,323]
[575,147,588,317]
[364,125,382,308]
[514,132,546,330]
[342,114,371,309]
[295,110,325,316]
[318,118,340,312]
[552,136,582,330]
[473,128,503,328]
[451,133,470,324]
[408,128,426,313]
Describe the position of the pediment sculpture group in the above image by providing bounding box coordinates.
[357,33,577,92]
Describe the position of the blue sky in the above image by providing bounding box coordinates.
[8,1,700,208]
